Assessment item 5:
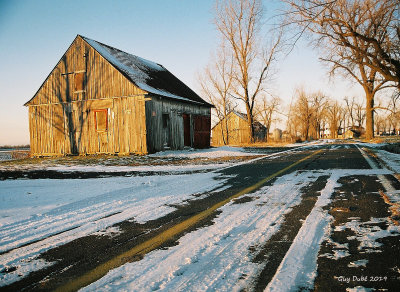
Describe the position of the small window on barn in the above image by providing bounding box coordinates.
[94,109,108,132]
[162,113,169,129]
[74,72,85,92]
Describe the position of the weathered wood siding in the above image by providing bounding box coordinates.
[29,97,147,156]
[212,112,251,146]
[27,36,147,156]
[145,97,211,153]
[212,112,267,146]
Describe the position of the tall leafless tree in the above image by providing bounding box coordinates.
[354,100,366,128]
[344,95,365,130]
[288,88,330,140]
[199,44,235,145]
[375,114,387,135]
[289,87,314,140]
[382,90,400,134]
[284,0,399,139]
[326,100,344,138]
[309,91,328,139]
[344,96,356,128]
[215,0,282,142]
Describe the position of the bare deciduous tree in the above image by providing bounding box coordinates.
[289,87,314,140]
[215,0,282,142]
[286,102,300,141]
[284,0,399,139]
[344,96,356,128]
[375,114,387,135]
[326,100,344,138]
[288,88,330,141]
[255,95,281,142]
[381,90,400,134]
[344,96,365,130]
[199,44,235,145]
[309,91,328,139]
[354,100,366,128]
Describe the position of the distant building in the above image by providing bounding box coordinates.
[319,127,331,138]
[211,111,267,146]
[24,35,212,156]
[343,126,364,138]
[273,128,282,141]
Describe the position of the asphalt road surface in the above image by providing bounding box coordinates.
[1,143,399,291]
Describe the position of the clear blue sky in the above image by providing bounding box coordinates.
[0,0,363,145]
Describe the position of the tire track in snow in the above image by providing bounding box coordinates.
[265,145,395,291]
[81,170,326,291]
[55,150,324,292]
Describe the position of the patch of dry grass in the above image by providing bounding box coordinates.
[361,136,400,144]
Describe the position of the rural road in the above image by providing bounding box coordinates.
[1,143,400,291]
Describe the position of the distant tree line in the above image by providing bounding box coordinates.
[287,88,367,141]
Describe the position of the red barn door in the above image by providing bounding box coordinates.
[193,115,211,148]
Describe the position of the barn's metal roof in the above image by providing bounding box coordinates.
[25,35,212,107]
[81,36,211,107]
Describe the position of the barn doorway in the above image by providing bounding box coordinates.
[183,114,191,147]
[94,109,109,153]
[193,115,211,148]
[162,113,170,148]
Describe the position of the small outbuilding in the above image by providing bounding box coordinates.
[273,128,282,141]
[24,35,212,156]
[344,126,364,138]
[211,111,267,146]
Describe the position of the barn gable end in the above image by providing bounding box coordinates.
[25,36,147,106]
[25,35,212,156]
[212,111,266,146]
[25,35,148,156]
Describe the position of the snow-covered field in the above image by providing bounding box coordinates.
[0,150,13,162]
[149,146,267,158]
[0,146,266,172]
[1,143,399,291]
[0,149,30,162]
[0,171,232,286]
[0,142,330,172]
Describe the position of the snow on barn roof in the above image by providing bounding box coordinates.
[232,111,266,128]
[81,36,211,106]
[232,110,248,121]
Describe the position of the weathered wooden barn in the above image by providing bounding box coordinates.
[25,35,212,156]
[211,111,267,146]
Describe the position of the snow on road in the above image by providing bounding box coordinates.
[375,149,400,174]
[0,171,230,286]
[265,168,391,291]
[81,169,392,292]
[82,170,323,292]
[1,144,399,290]
[0,146,291,286]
